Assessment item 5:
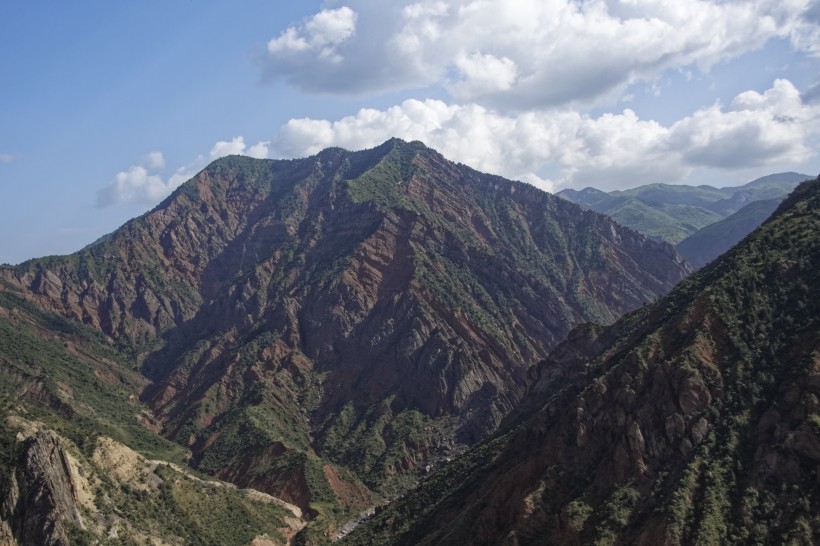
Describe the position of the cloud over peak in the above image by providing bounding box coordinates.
[270,79,819,192]
[97,138,271,208]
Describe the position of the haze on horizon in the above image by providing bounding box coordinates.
[1,0,819,265]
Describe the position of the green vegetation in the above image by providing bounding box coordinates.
[605,198,720,243]
[318,400,439,495]
[589,483,640,546]
[0,289,186,462]
[76,449,294,546]
[0,397,21,485]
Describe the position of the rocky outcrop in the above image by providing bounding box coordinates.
[1,431,86,546]
[0,418,306,546]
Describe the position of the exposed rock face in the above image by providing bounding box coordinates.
[0,139,690,509]
[343,177,820,545]
[0,418,306,546]
[1,431,85,546]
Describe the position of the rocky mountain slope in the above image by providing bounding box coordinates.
[557,172,810,244]
[344,176,820,545]
[0,139,691,540]
[0,285,305,545]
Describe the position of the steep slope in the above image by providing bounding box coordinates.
[558,172,809,244]
[0,139,690,539]
[676,198,781,268]
[0,285,305,546]
[345,176,820,546]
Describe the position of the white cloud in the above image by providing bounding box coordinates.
[258,0,820,109]
[210,136,248,159]
[142,151,165,170]
[247,141,270,159]
[669,79,815,170]
[97,137,271,207]
[788,0,820,57]
[271,79,820,192]
[210,136,270,160]
[448,51,518,98]
[266,6,358,66]
[95,164,169,207]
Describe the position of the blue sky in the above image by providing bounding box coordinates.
[1,1,819,264]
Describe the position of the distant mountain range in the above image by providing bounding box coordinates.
[557,173,812,265]
[343,175,820,546]
[0,139,691,543]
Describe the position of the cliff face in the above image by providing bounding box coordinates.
[0,431,86,546]
[0,139,690,519]
[344,178,820,545]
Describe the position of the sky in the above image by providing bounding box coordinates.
[1,1,819,265]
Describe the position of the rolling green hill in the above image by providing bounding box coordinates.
[558,172,810,245]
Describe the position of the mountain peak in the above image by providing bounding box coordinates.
[1,141,692,535]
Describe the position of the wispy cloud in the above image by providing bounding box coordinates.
[0,152,21,164]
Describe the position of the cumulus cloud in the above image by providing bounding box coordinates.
[95,163,170,207]
[247,141,271,159]
[142,151,165,170]
[669,79,815,170]
[261,6,361,84]
[258,0,820,109]
[210,136,247,159]
[210,136,270,160]
[270,79,820,192]
[96,137,270,207]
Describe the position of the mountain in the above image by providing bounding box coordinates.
[675,198,781,268]
[343,176,820,545]
[0,139,691,541]
[557,172,810,244]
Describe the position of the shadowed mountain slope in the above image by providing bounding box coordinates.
[676,198,782,268]
[344,176,820,546]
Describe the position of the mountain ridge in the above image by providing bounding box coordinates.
[343,175,820,545]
